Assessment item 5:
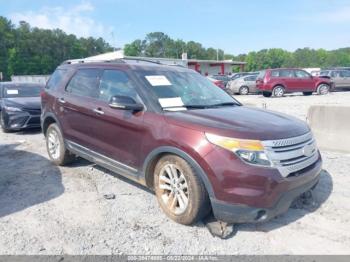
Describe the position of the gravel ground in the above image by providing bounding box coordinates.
[0,92,350,255]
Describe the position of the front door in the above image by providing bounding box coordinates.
[87,68,146,170]
[294,69,315,91]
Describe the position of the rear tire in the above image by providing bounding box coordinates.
[154,155,210,225]
[273,85,285,97]
[239,86,249,95]
[46,123,75,166]
[262,91,272,97]
[303,92,313,96]
[317,84,330,95]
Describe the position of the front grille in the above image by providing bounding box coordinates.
[262,132,319,177]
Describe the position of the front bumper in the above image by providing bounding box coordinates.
[210,156,322,223]
[211,172,320,223]
[3,111,41,130]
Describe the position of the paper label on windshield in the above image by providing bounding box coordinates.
[6,89,19,95]
[158,97,185,109]
[145,75,172,86]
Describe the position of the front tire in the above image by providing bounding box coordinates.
[0,112,10,133]
[273,85,285,97]
[154,155,210,225]
[317,84,330,95]
[46,123,75,166]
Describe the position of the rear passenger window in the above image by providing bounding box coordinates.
[66,69,101,98]
[46,69,67,90]
[280,70,293,78]
[98,70,138,102]
[271,70,280,77]
[340,71,350,77]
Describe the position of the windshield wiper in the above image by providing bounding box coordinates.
[163,105,208,110]
[206,102,240,108]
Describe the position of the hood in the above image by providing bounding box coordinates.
[4,97,41,110]
[165,106,310,141]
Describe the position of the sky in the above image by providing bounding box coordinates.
[1,0,350,55]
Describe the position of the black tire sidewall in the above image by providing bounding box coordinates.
[0,112,10,132]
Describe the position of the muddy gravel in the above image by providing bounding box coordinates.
[0,92,350,255]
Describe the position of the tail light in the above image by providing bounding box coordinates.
[214,80,225,89]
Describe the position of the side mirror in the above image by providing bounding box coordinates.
[109,95,144,112]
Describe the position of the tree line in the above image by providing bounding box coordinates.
[1,15,350,80]
[0,16,113,80]
[125,32,350,72]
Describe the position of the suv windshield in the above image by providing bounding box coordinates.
[3,86,41,98]
[136,70,240,110]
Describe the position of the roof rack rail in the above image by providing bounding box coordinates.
[122,57,162,65]
[61,58,126,65]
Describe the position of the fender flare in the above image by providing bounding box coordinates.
[142,146,215,197]
[41,112,62,135]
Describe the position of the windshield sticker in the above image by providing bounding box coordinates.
[145,75,172,86]
[6,89,19,95]
[158,97,186,110]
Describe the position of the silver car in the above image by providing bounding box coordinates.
[226,75,258,95]
[319,69,350,89]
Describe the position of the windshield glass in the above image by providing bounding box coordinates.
[135,69,240,110]
[3,86,42,98]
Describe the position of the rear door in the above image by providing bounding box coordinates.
[294,69,314,91]
[278,69,296,91]
[331,70,342,88]
[58,68,102,149]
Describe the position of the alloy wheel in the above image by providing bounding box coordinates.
[240,86,249,95]
[274,87,284,97]
[318,84,329,95]
[48,129,61,159]
[158,163,189,215]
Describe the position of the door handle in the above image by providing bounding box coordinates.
[93,108,105,115]
[58,98,66,104]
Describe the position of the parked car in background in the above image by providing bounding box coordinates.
[0,82,43,132]
[41,59,322,226]
[230,71,259,81]
[206,76,226,89]
[208,74,231,87]
[319,69,350,90]
[256,68,333,97]
[226,75,258,95]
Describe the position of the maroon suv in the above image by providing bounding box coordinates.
[41,59,322,225]
[256,68,333,97]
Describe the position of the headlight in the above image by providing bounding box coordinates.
[205,133,272,166]
[4,106,22,112]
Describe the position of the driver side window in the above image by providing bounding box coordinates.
[98,70,138,102]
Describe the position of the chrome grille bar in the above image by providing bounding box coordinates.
[262,132,319,177]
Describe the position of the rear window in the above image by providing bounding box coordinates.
[66,69,101,98]
[4,86,42,98]
[257,70,266,79]
[46,69,67,90]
